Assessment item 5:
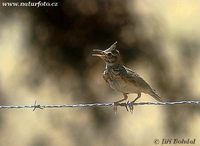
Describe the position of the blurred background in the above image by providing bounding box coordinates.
[0,0,200,145]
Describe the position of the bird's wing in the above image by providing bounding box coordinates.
[120,66,152,92]
[120,66,162,101]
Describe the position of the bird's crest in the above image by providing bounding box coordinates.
[106,41,117,52]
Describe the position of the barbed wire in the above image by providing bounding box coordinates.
[0,100,199,111]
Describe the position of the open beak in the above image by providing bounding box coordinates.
[92,49,105,57]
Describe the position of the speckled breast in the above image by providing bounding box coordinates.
[103,69,139,94]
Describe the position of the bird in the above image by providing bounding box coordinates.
[92,41,162,113]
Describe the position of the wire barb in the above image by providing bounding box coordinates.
[33,100,43,111]
[0,100,199,110]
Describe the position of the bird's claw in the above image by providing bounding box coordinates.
[125,101,129,112]
[119,102,129,112]
[128,102,134,114]
[122,101,133,113]
[114,101,135,114]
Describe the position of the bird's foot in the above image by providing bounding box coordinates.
[127,101,134,113]
[118,102,129,112]
[114,101,135,114]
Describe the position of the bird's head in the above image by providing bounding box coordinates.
[92,41,121,65]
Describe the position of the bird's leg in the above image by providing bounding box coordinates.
[128,92,141,113]
[114,93,128,114]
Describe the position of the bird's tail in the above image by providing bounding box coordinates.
[148,90,163,102]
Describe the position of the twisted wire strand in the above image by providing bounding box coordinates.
[0,100,199,110]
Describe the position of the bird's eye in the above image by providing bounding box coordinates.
[107,52,112,57]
